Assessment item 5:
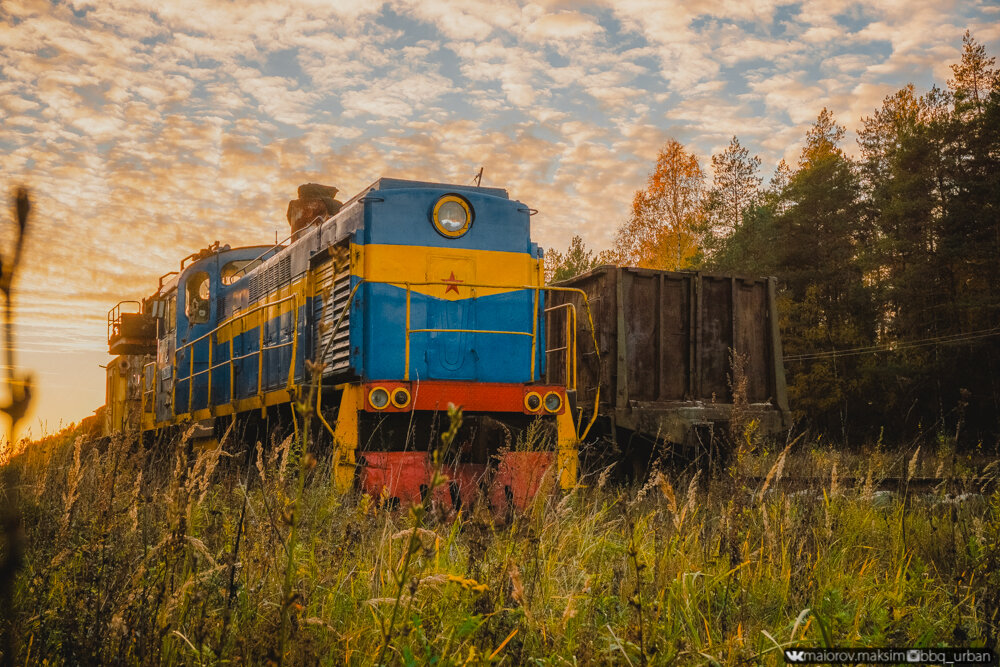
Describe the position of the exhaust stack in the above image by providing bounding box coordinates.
[287,183,342,240]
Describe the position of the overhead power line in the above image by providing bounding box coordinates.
[784,325,1000,362]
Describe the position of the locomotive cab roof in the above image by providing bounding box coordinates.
[348,177,509,205]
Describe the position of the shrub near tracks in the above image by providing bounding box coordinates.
[3,425,998,665]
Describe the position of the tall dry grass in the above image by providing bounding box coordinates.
[0,419,998,664]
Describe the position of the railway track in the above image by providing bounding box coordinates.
[743,475,997,494]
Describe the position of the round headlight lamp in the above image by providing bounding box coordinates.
[543,391,562,413]
[432,195,472,238]
[368,387,390,410]
[391,387,411,409]
[524,392,542,412]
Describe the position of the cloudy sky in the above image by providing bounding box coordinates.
[0,0,997,433]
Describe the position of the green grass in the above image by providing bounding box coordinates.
[1,422,998,665]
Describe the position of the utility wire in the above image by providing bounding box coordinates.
[789,325,1000,358]
[784,325,1000,362]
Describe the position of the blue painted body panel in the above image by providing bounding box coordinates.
[171,244,310,413]
[363,187,532,253]
[351,186,545,383]
[167,178,547,420]
[177,303,310,412]
[358,282,543,383]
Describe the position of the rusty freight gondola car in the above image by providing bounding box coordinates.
[546,265,791,465]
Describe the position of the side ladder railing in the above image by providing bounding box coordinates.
[141,360,155,417]
[543,302,577,392]
[171,293,299,419]
[387,280,600,438]
[145,279,601,441]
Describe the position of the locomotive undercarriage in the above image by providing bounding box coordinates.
[146,398,574,515]
[356,411,562,513]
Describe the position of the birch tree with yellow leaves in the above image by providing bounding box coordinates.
[611,139,707,270]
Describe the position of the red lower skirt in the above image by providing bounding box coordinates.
[358,450,555,512]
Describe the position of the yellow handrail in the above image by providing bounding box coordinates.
[530,287,538,381]
[177,293,298,351]
[404,285,411,380]
[407,328,532,335]
[160,277,603,442]
[287,301,299,391]
[544,302,577,392]
[228,336,235,409]
[257,307,264,403]
[188,337,195,413]
[312,280,363,439]
[173,293,299,416]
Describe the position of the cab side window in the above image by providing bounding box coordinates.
[186,272,211,324]
[221,260,253,285]
[167,295,176,333]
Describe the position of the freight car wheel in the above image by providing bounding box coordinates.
[681,423,732,476]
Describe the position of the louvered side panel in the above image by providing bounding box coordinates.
[249,273,262,302]
[311,258,336,359]
[266,263,277,294]
[312,244,352,376]
[278,256,291,286]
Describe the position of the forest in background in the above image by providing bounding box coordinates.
[546,32,1000,447]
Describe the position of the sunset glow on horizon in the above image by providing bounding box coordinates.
[1,0,997,433]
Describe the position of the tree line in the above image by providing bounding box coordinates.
[546,32,1000,445]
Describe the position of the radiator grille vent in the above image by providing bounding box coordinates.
[249,273,262,302]
[313,245,352,375]
[248,255,291,303]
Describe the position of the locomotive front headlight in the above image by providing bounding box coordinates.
[369,387,390,409]
[524,392,542,412]
[543,391,562,413]
[432,195,473,238]
[391,387,411,409]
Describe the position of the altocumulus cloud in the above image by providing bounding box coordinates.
[0,0,996,426]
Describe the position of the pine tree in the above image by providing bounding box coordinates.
[769,159,793,215]
[545,235,597,282]
[708,136,762,235]
[779,109,862,300]
[770,159,792,192]
[543,247,563,284]
[948,30,999,117]
[940,33,1000,431]
[775,109,875,431]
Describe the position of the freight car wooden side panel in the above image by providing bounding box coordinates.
[547,265,790,443]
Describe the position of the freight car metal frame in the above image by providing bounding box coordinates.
[548,265,791,457]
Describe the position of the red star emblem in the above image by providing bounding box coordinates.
[441,270,464,294]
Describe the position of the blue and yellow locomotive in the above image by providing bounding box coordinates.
[106,178,590,506]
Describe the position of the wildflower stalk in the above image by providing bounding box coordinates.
[626,516,648,666]
[218,442,253,656]
[278,397,317,662]
[374,404,462,666]
[0,186,31,667]
[277,284,361,663]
